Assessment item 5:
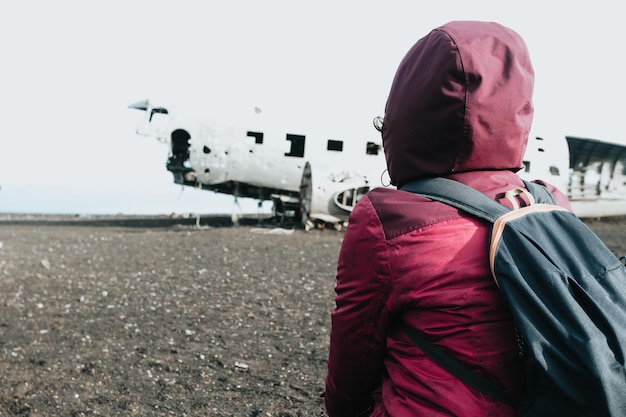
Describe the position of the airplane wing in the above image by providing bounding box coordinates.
[566,136,626,217]
[566,136,626,170]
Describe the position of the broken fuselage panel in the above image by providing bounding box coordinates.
[129,99,385,225]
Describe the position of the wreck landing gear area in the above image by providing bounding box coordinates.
[0,216,623,416]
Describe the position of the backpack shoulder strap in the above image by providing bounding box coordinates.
[522,180,557,204]
[401,177,557,220]
[400,177,509,222]
[400,176,538,408]
[402,322,517,407]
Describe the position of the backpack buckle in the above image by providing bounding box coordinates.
[504,188,535,209]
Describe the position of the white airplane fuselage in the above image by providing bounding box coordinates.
[129,99,626,226]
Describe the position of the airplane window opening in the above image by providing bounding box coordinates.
[171,130,191,153]
[338,189,355,207]
[327,140,343,152]
[247,131,264,144]
[169,129,191,168]
[203,146,211,154]
[366,142,380,155]
[549,166,560,176]
[285,134,305,157]
[522,161,531,172]
[204,168,210,173]
[538,148,545,152]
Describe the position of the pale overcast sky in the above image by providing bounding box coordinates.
[1,1,624,215]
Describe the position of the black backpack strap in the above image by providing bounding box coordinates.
[400,177,532,407]
[401,177,557,219]
[521,180,557,204]
[402,322,517,407]
[400,177,509,222]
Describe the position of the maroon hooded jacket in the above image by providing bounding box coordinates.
[325,21,571,416]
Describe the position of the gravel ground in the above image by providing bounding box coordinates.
[0,215,623,417]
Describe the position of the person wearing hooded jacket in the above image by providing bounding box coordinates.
[324,21,572,417]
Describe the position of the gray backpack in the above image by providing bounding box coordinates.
[402,177,626,417]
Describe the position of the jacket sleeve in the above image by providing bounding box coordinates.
[324,196,392,417]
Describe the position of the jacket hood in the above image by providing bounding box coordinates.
[382,21,534,187]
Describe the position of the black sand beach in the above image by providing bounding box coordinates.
[0,215,623,416]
